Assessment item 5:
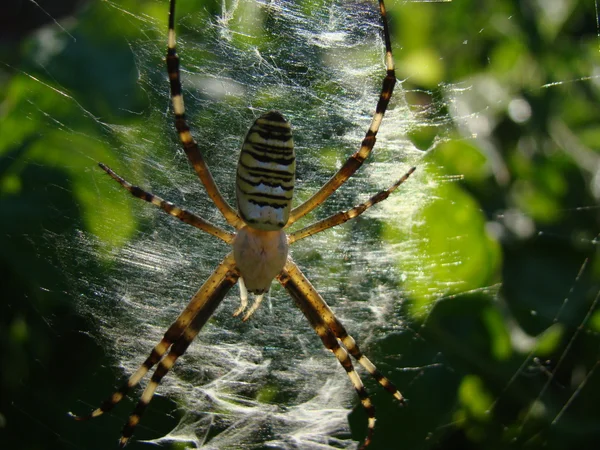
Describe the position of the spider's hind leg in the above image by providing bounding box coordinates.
[166,0,242,228]
[286,0,398,226]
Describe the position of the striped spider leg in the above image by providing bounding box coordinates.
[285,0,397,227]
[72,0,414,448]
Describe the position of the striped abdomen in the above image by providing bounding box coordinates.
[236,111,295,230]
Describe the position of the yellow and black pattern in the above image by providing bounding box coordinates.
[279,259,406,402]
[98,163,235,244]
[79,0,413,448]
[278,264,377,449]
[236,111,295,230]
[119,264,239,446]
[286,0,397,226]
[73,253,240,441]
[289,166,416,244]
[165,0,243,228]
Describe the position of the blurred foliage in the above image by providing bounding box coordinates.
[1,0,599,450]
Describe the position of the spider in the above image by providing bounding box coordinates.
[72,0,415,448]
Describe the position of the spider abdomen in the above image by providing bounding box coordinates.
[236,111,295,230]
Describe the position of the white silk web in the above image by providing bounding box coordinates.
[65,1,428,448]
[2,0,599,450]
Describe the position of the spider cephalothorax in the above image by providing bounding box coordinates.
[73,1,414,448]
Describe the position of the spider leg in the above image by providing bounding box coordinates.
[99,163,235,244]
[166,0,243,228]
[288,166,415,244]
[278,266,376,449]
[71,337,170,421]
[279,259,405,403]
[286,0,396,226]
[72,253,239,423]
[118,284,236,448]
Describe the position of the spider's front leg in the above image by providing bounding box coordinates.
[278,259,406,448]
[278,263,377,449]
[72,253,240,447]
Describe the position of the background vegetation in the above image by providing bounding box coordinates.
[1,0,599,449]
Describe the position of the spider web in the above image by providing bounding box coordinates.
[1,0,600,450]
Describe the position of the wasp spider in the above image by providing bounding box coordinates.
[73,0,415,447]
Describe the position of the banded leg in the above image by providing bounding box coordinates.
[289,166,416,244]
[99,163,234,244]
[280,259,405,403]
[71,335,172,421]
[286,0,396,226]
[278,268,376,449]
[72,253,239,422]
[119,263,239,447]
[166,0,243,228]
